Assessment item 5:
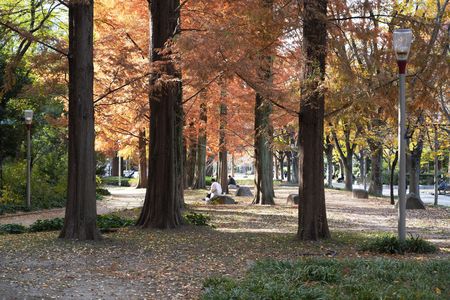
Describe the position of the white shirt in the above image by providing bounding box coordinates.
[210,182,222,197]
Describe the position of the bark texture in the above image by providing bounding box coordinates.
[218,90,228,194]
[137,0,183,229]
[192,100,207,189]
[409,136,423,198]
[297,0,330,240]
[324,135,334,187]
[390,151,398,205]
[333,127,356,191]
[137,129,148,188]
[185,122,197,188]
[254,93,275,204]
[60,0,101,240]
[368,141,383,196]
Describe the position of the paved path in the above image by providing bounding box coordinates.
[333,183,450,207]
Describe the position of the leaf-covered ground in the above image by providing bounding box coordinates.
[0,186,448,299]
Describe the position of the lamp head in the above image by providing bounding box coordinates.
[393,29,413,61]
[24,110,33,125]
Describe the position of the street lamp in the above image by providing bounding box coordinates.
[393,29,413,242]
[24,109,33,209]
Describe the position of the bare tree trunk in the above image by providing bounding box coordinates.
[193,101,207,189]
[298,0,330,240]
[434,125,439,205]
[390,151,398,205]
[343,156,353,191]
[253,0,275,205]
[409,137,423,198]
[254,93,275,204]
[60,0,100,240]
[291,151,299,184]
[368,141,383,196]
[324,135,333,188]
[137,129,148,188]
[185,122,196,188]
[286,151,292,182]
[137,0,183,229]
[218,96,228,194]
[333,132,353,191]
[339,158,344,179]
[231,154,235,177]
[274,154,279,180]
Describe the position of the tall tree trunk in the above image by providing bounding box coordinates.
[185,122,196,188]
[254,93,275,204]
[291,151,299,184]
[111,156,119,176]
[137,0,183,229]
[332,129,354,191]
[390,151,398,205]
[205,155,214,177]
[324,135,333,188]
[137,129,148,188]
[279,154,284,180]
[343,157,353,190]
[286,151,292,182]
[274,154,279,180]
[253,0,275,205]
[409,137,423,198]
[357,150,365,184]
[368,141,383,196]
[218,85,228,194]
[60,0,100,240]
[339,158,344,179]
[193,100,207,189]
[0,156,3,196]
[434,125,439,205]
[297,0,330,240]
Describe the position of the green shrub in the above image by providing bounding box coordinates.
[28,218,64,232]
[360,234,437,254]
[184,212,211,226]
[96,188,111,196]
[404,234,438,253]
[0,223,27,234]
[205,176,212,186]
[0,160,66,212]
[202,258,450,299]
[0,214,135,235]
[101,176,131,187]
[96,214,134,229]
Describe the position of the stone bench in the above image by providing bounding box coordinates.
[395,193,425,209]
[208,195,236,205]
[235,186,253,197]
[287,194,299,205]
[352,189,369,199]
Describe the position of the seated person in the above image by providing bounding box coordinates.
[228,175,238,187]
[205,178,222,201]
[438,178,448,192]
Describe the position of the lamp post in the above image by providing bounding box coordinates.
[393,29,413,242]
[24,110,33,209]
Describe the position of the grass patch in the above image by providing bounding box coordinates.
[202,258,449,299]
[360,234,438,254]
